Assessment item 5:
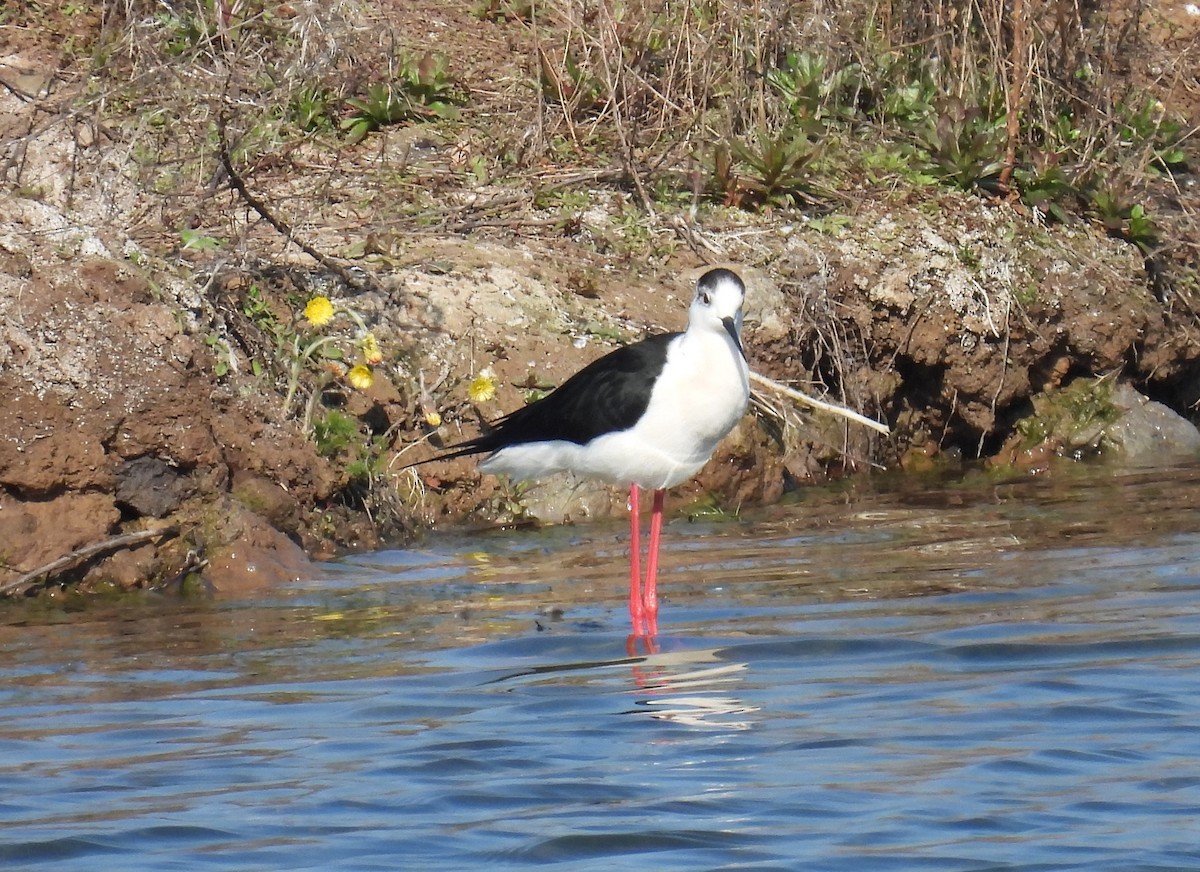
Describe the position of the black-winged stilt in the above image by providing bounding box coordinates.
[426,267,750,635]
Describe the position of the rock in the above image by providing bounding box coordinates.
[203,504,314,595]
[510,473,618,525]
[116,456,189,518]
[738,267,792,342]
[1105,383,1200,464]
[1002,378,1200,467]
[85,541,163,590]
[0,393,116,495]
[231,470,301,535]
[0,492,121,585]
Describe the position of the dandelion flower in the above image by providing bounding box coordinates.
[467,367,497,404]
[347,364,374,390]
[360,332,383,364]
[304,296,335,327]
[424,409,442,427]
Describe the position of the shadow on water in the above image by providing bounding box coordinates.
[3,463,1200,870]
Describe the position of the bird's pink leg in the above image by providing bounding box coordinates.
[628,484,645,634]
[642,488,665,633]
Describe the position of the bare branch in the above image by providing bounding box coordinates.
[0,527,179,598]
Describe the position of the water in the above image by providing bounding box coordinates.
[3,465,1200,870]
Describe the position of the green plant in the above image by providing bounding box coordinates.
[680,492,738,522]
[612,203,652,251]
[342,53,462,144]
[1015,282,1039,307]
[1125,204,1158,255]
[157,0,260,57]
[714,124,822,209]
[858,17,939,125]
[1115,94,1187,171]
[287,85,336,132]
[491,477,534,522]
[157,7,210,56]
[283,295,384,426]
[179,228,222,251]
[1083,175,1161,296]
[580,320,633,344]
[876,66,939,125]
[1059,377,1118,430]
[346,435,389,483]
[913,97,1007,192]
[241,282,278,329]
[204,334,235,378]
[1014,377,1122,454]
[342,83,404,143]
[1087,179,1129,235]
[532,187,589,212]
[860,142,934,185]
[539,48,605,119]
[1014,150,1074,224]
[806,214,852,236]
[472,0,534,23]
[766,51,861,125]
[313,410,360,458]
[1083,176,1156,252]
[1040,112,1083,154]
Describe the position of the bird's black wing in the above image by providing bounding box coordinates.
[432,332,678,461]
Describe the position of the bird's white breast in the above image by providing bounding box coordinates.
[562,328,748,489]
[632,330,748,473]
[481,323,748,490]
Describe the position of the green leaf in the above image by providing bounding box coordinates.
[180,228,222,251]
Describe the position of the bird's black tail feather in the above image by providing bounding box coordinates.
[397,432,498,471]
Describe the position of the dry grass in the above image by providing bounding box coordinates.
[86,0,1194,377]
[9,1,1185,269]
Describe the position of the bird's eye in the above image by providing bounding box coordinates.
[701,292,711,305]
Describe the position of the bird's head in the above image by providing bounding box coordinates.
[689,267,746,359]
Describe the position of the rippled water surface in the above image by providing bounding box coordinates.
[4,466,1200,870]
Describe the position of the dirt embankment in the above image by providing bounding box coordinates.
[2,2,1199,598]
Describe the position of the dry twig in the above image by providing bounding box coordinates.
[750,371,890,436]
[0,527,179,597]
[215,113,378,292]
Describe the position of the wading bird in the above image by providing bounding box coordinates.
[423,268,751,636]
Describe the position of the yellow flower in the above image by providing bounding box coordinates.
[467,367,497,403]
[304,296,335,327]
[360,332,383,364]
[424,409,442,427]
[347,364,374,390]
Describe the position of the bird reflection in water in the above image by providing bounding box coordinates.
[491,644,759,731]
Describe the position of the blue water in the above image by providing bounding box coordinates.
[3,466,1200,870]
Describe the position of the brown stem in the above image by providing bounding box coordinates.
[216,113,378,292]
[999,0,1027,194]
[1,527,179,597]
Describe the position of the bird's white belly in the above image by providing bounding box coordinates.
[480,428,715,490]
[482,330,748,489]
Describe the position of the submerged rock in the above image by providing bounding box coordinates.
[1002,378,1200,467]
[1105,383,1200,464]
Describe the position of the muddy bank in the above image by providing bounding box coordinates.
[3,184,1197,598]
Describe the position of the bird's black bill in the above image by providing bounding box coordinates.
[722,316,746,360]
